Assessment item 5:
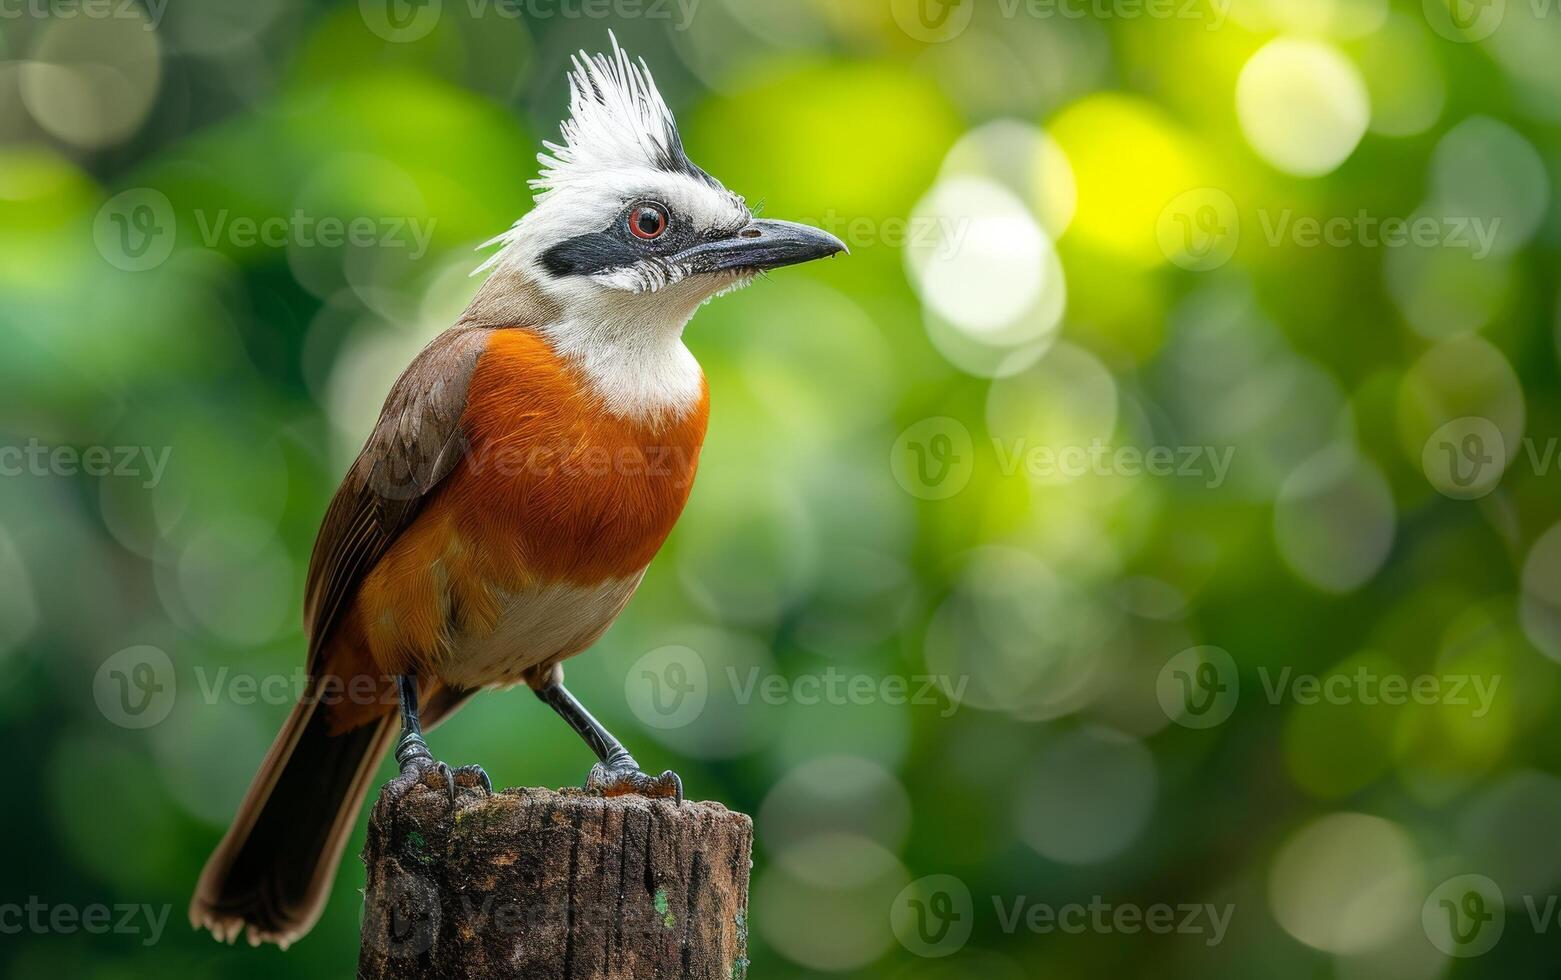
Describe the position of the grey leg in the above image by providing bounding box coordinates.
[535,679,683,802]
[387,674,492,806]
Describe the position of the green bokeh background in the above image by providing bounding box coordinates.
[3,0,1561,976]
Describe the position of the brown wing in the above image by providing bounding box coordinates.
[302,325,493,667]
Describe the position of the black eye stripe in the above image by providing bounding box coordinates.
[541,200,725,277]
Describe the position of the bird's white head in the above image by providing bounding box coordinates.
[475,33,845,332]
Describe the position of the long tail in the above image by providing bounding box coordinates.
[190,679,469,948]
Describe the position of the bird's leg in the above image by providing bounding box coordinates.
[386,674,491,807]
[535,679,683,802]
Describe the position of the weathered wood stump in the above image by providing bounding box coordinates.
[357,783,753,980]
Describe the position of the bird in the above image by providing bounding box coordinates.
[189,33,846,949]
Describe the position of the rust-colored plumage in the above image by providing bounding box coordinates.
[325,327,707,727]
[190,324,707,946]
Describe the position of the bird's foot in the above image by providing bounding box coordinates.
[386,733,492,809]
[586,757,683,803]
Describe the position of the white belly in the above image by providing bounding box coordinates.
[438,570,645,689]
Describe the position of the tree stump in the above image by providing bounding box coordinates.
[357,783,753,980]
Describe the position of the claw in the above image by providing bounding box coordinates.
[386,735,490,811]
[452,764,493,797]
[586,761,684,803]
[435,761,455,807]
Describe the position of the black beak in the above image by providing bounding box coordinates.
[675,219,848,275]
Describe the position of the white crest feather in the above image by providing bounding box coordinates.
[473,32,746,281]
[531,31,691,201]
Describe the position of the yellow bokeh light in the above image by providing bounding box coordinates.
[1048,94,1205,266]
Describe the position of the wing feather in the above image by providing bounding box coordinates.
[302,326,493,666]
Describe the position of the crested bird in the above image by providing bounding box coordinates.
[190,35,846,948]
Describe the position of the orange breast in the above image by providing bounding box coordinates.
[336,328,708,691]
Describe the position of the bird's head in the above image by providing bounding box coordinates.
[475,34,846,330]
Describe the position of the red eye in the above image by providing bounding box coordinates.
[629,203,669,240]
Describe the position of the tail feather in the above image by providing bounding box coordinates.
[190,679,472,948]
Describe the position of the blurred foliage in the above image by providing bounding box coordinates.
[2,0,1561,976]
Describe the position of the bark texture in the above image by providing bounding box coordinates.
[357,783,752,980]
